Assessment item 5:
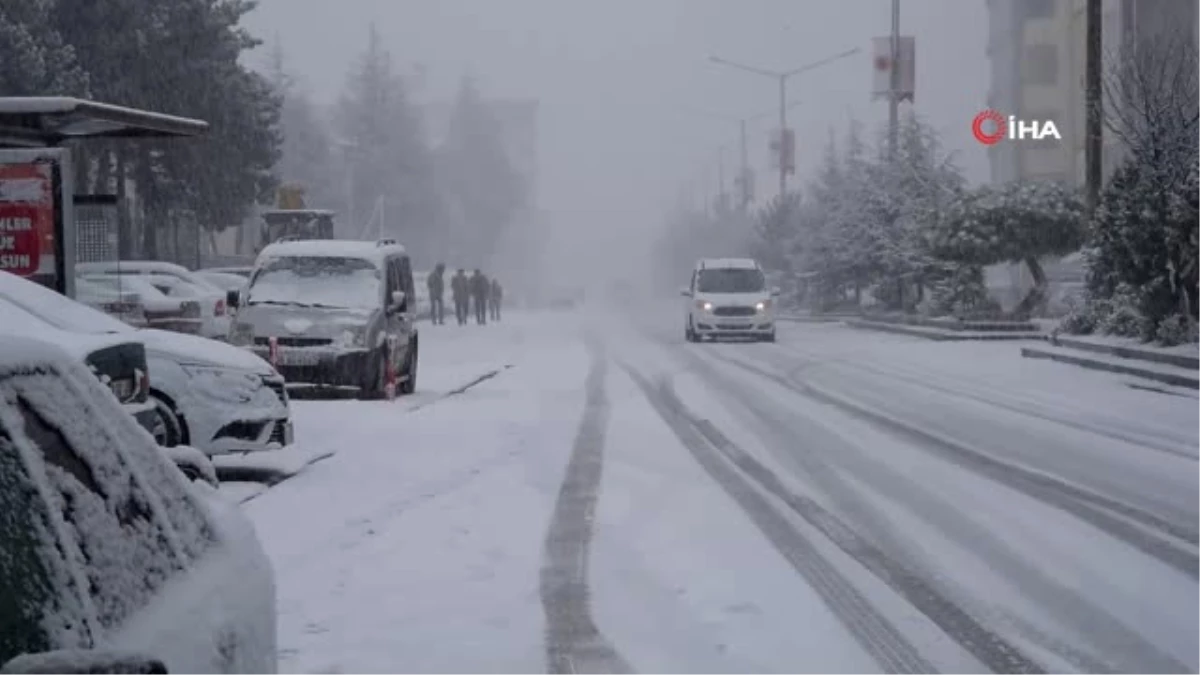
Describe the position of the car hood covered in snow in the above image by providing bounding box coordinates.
[236,304,375,341]
[139,329,275,374]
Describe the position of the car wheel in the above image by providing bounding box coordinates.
[150,392,186,447]
[685,318,697,343]
[358,348,388,400]
[762,332,776,343]
[400,339,418,395]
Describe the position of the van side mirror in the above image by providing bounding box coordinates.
[680,287,692,297]
[226,289,240,309]
[391,290,406,311]
[1,650,168,674]
[771,287,781,297]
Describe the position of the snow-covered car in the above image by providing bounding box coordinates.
[74,277,148,327]
[76,261,231,340]
[681,257,780,342]
[0,335,276,674]
[201,266,254,279]
[228,239,420,398]
[197,270,249,292]
[0,271,294,457]
[80,274,204,335]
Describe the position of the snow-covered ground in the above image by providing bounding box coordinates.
[231,307,1198,673]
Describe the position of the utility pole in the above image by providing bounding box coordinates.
[739,118,749,211]
[888,0,900,160]
[1084,0,1103,217]
[709,47,860,199]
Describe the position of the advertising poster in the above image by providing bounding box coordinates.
[0,161,55,281]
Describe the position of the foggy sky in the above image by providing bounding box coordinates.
[243,0,988,270]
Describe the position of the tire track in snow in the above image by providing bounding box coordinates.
[621,364,937,674]
[712,351,1199,579]
[684,347,1183,673]
[540,342,633,674]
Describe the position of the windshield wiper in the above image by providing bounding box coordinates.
[247,299,310,307]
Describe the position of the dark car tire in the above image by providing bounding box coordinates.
[358,348,388,400]
[761,332,776,343]
[400,339,418,395]
[150,392,187,447]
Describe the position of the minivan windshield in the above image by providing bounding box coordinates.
[247,256,381,311]
[696,267,765,294]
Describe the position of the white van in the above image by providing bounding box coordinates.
[680,258,780,342]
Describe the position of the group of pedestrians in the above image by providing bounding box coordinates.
[425,263,503,326]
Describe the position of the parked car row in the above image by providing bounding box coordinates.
[76,261,231,339]
[0,333,278,674]
[0,271,294,458]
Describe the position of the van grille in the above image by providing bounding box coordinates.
[712,306,756,317]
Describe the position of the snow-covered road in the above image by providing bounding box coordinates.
[236,307,1198,673]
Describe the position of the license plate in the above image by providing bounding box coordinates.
[277,349,321,366]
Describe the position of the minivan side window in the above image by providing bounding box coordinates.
[399,257,415,307]
[13,375,187,631]
[385,258,402,305]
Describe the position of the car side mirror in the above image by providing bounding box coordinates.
[771,287,781,297]
[226,289,240,309]
[165,446,218,488]
[1,650,168,674]
[680,287,692,297]
[391,290,406,311]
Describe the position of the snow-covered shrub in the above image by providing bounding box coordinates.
[1059,294,1099,335]
[1096,284,1152,339]
[925,264,993,318]
[1154,313,1198,346]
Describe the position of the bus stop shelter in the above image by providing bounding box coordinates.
[0,97,208,296]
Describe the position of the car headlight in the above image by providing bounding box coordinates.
[695,300,713,312]
[756,300,771,312]
[180,364,265,403]
[337,326,368,348]
[229,322,254,346]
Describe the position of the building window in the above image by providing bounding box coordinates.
[1023,44,1059,85]
[1026,0,1054,19]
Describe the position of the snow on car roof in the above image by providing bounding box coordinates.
[697,258,760,270]
[0,332,77,371]
[257,239,407,266]
[0,272,136,357]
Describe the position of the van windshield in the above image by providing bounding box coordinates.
[247,256,381,311]
[696,268,765,294]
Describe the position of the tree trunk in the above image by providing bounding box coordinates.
[1015,256,1049,318]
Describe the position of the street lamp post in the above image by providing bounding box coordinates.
[709,47,860,198]
[688,100,804,211]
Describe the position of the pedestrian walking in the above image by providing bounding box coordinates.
[427,263,446,325]
[470,269,489,325]
[489,278,503,321]
[451,268,470,325]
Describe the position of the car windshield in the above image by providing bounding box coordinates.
[0,276,132,335]
[247,256,381,310]
[696,268,765,294]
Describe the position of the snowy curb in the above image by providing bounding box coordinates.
[1021,346,1199,390]
[1048,336,1199,371]
[845,319,1045,341]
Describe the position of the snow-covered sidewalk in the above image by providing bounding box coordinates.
[240,312,589,672]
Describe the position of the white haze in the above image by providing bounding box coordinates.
[243,0,988,297]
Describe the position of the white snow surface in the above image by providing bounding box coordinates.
[240,307,1197,673]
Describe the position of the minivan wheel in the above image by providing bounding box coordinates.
[150,393,186,447]
[400,339,418,395]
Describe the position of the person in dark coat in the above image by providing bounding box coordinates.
[426,263,446,325]
[489,278,503,321]
[470,269,489,325]
[451,268,470,325]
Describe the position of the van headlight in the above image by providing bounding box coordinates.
[756,300,770,312]
[695,300,713,312]
[337,326,368,348]
[229,321,254,346]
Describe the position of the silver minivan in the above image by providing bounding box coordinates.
[227,239,420,398]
